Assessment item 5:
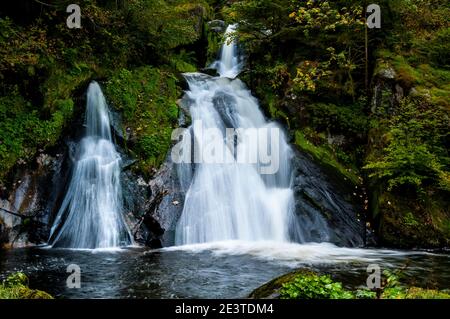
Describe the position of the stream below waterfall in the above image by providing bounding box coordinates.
[0,242,449,298]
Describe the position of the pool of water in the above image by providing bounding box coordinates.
[0,241,449,298]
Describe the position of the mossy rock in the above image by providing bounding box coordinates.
[104,66,181,177]
[250,269,450,300]
[0,272,53,299]
[249,269,319,299]
[378,192,450,248]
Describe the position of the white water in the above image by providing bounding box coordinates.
[163,241,428,268]
[175,25,321,245]
[49,81,132,249]
[211,24,242,78]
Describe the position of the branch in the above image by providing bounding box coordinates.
[33,0,56,7]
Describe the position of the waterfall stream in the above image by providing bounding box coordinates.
[175,25,330,245]
[48,81,132,249]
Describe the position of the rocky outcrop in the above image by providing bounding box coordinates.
[371,65,404,114]
[0,150,70,248]
[291,149,365,247]
[121,157,185,248]
[207,20,226,33]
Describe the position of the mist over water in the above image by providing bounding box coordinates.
[48,81,132,249]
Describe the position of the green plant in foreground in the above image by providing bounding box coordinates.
[279,270,450,299]
[280,273,354,299]
[0,272,53,299]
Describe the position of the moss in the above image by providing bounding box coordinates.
[250,269,450,300]
[403,287,450,299]
[294,129,360,186]
[377,51,450,109]
[105,66,181,176]
[41,64,93,112]
[378,192,450,248]
[0,272,53,299]
[249,269,317,298]
[204,23,223,66]
[0,90,75,183]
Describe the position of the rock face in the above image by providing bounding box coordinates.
[371,65,404,114]
[207,20,226,33]
[121,157,185,248]
[0,150,70,247]
[291,149,364,247]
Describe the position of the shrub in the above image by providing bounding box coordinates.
[280,273,354,299]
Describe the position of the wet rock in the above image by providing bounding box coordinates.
[145,159,185,247]
[121,156,185,248]
[291,149,365,247]
[207,20,226,33]
[377,66,396,80]
[0,151,69,247]
[200,67,219,77]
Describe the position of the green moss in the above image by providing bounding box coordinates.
[205,24,223,66]
[0,90,75,182]
[403,287,450,299]
[378,51,450,109]
[0,272,53,299]
[378,192,450,248]
[294,129,360,186]
[41,65,93,112]
[105,66,180,176]
[250,269,450,300]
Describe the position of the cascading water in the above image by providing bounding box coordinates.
[175,24,331,245]
[48,81,132,249]
[210,24,242,78]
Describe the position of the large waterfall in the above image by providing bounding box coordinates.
[48,81,132,249]
[174,25,312,245]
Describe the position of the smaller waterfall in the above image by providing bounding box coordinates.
[49,81,132,249]
[211,24,242,78]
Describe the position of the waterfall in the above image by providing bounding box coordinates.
[48,81,132,249]
[211,24,242,78]
[174,24,325,245]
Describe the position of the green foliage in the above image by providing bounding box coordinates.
[105,66,180,175]
[0,272,53,299]
[130,0,207,50]
[0,89,75,182]
[277,268,449,300]
[3,272,29,288]
[307,102,368,136]
[354,289,377,299]
[280,273,353,299]
[0,0,209,182]
[364,97,449,193]
[425,27,450,68]
[226,0,366,99]
[294,129,360,186]
[169,50,198,73]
